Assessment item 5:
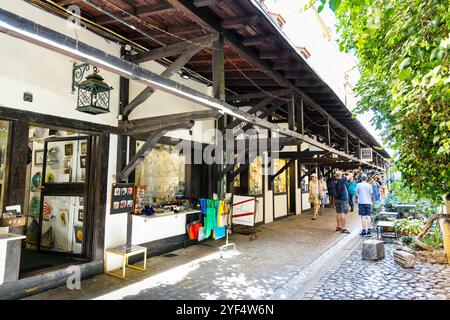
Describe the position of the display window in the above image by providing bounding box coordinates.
[135,143,186,206]
[273,159,287,193]
[249,156,263,195]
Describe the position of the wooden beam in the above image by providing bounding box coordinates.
[124,45,204,115]
[226,89,292,102]
[274,151,329,159]
[242,35,276,46]
[299,98,304,134]
[222,15,260,29]
[95,3,175,25]
[167,23,204,34]
[193,0,221,7]
[225,79,279,87]
[212,33,226,101]
[259,50,289,60]
[117,121,194,181]
[288,93,295,130]
[121,110,220,132]
[270,160,294,181]
[223,97,273,132]
[130,34,216,64]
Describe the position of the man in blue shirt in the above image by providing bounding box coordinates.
[355,173,374,236]
[346,173,357,212]
[334,171,350,234]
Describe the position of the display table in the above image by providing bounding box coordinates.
[0,233,26,285]
[132,210,201,245]
[105,245,147,279]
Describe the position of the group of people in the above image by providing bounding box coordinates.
[308,168,385,236]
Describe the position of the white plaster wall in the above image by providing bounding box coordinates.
[129,61,216,144]
[274,194,287,218]
[0,0,121,127]
[255,196,264,223]
[295,160,302,215]
[103,134,128,270]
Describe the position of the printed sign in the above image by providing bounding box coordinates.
[111,183,135,214]
[232,196,256,226]
[360,148,373,162]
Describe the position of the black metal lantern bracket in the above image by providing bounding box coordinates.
[72,62,99,93]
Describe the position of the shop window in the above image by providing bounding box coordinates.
[135,143,185,205]
[249,156,263,195]
[273,159,287,193]
[0,120,10,209]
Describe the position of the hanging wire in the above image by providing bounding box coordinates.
[76,0,294,103]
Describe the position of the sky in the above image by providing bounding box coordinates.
[263,0,392,155]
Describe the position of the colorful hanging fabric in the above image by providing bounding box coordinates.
[214,200,226,240]
[203,199,215,239]
[199,198,207,216]
[217,200,225,227]
[188,221,202,240]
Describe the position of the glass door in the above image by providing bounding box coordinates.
[38,136,89,256]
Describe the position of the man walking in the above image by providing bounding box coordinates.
[327,174,336,208]
[318,175,328,215]
[355,173,374,236]
[334,171,350,234]
[346,173,357,212]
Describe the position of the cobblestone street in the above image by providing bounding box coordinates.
[24,207,450,301]
[304,242,450,300]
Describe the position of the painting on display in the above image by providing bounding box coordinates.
[110,183,135,214]
[35,150,44,165]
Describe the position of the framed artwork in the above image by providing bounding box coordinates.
[64,143,73,156]
[74,226,83,244]
[80,142,87,155]
[79,197,84,207]
[80,168,85,182]
[80,156,87,168]
[35,150,44,165]
[78,208,84,222]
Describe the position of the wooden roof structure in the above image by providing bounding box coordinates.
[25,0,390,165]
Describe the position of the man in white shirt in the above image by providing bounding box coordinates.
[354,173,373,236]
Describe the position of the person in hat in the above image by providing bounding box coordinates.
[308,173,320,220]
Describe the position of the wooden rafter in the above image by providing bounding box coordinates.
[95,3,175,25]
[120,110,220,135]
[117,121,194,181]
[124,44,205,116]
[130,34,217,64]
[226,89,292,102]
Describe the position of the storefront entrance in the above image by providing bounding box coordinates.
[21,128,90,276]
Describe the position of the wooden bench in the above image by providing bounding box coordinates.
[376,221,398,241]
[105,244,147,279]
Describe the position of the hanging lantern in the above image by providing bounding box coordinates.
[74,65,113,115]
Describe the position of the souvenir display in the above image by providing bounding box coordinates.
[47,147,59,164]
[64,143,73,156]
[29,196,40,218]
[30,172,41,192]
[41,226,54,248]
[43,201,52,221]
[46,172,55,183]
[60,211,67,226]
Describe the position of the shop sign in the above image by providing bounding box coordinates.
[232,196,256,226]
[360,148,373,161]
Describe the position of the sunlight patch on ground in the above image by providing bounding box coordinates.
[93,250,241,300]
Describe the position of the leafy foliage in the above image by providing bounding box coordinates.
[331,0,450,201]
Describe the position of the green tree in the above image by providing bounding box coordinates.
[331,0,450,203]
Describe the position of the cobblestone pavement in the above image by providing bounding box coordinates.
[26,208,360,300]
[304,242,450,300]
